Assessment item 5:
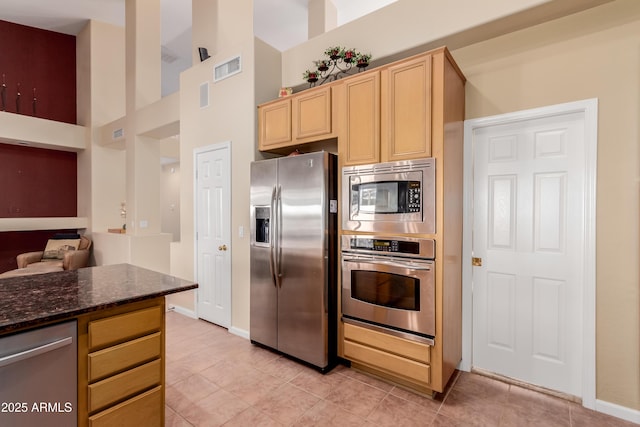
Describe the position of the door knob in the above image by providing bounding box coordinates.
[218,244,228,251]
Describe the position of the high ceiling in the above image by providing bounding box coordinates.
[0,0,396,52]
[0,0,395,94]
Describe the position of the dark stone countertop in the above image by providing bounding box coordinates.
[0,263,198,335]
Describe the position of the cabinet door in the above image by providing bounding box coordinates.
[258,99,292,149]
[341,72,380,165]
[381,54,432,161]
[292,86,332,141]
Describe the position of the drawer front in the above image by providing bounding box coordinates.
[344,340,430,384]
[88,359,161,413]
[89,385,162,427]
[88,332,161,382]
[89,306,162,350]
[343,322,430,364]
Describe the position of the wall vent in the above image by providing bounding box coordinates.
[112,128,124,140]
[200,82,209,108]
[214,55,241,82]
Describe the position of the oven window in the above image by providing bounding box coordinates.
[351,270,419,310]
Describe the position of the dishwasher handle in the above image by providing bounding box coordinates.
[0,336,73,368]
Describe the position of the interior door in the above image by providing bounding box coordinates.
[472,111,586,397]
[195,142,231,328]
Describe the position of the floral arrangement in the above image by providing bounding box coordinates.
[304,46,373,86]
[324,46,344,59]
[302,70,319,82]
[356,53,372,66]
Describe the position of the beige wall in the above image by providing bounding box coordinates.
[160,162,181,241]
[76,20,127,236]
[280,0,612,88]
[169,0,257,328]
[452,0,640,409]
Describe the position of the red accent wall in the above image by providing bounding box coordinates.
[0,143,77,273]
[0,22,79,273]
[0,143,77,218]
[0,20,77,124]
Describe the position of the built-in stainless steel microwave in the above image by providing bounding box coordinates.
[341,158,435,234]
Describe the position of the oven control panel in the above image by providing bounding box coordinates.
[342,235,435,259]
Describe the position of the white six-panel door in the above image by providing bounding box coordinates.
[472,111,587,397]
[195,142,231,328]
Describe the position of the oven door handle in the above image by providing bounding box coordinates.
[342,256,433,271]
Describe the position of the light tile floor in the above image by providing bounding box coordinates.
[165,311,636,427]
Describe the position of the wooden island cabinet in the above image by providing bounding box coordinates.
[78,299,165,427]
[257,46,466,397]
[0,264,197,427]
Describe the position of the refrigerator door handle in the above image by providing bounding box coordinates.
[276,185,283,287]
[269,186,277,287]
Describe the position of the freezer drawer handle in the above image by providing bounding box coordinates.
[0,336,73,368]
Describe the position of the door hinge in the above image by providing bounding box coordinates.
[472,257,483,267]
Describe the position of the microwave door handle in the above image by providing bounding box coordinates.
[269,186,277,287]
[352,176,361,216]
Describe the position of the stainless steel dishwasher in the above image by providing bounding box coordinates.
[0,320,77,427]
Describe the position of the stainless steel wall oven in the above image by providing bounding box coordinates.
[341,235,435,345]
[342,158,435,234]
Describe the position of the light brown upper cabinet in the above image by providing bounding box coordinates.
[257,46,465,168]
[258,86,334,152]
[292,86,332,140]
[381,54,432,162]
[339,48,464,166]
[258,98,292,150]
[337,71,381,165]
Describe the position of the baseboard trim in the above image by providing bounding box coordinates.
[595,399,640,425]
[229,326,249,340]
[167,304,197,319]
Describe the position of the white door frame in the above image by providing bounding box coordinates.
[461,99,598,409]
[193,141,232,324]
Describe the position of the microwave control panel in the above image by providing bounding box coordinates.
[408,182,421,212]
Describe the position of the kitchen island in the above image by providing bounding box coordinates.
[0,263,198,427]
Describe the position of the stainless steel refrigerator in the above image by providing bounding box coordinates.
[250,151,337,372]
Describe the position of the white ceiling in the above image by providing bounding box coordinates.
[0,0,396,51]
[0,0,395,95]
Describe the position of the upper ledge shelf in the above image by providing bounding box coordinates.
[0,111,87,152]
[0,217,89,232]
